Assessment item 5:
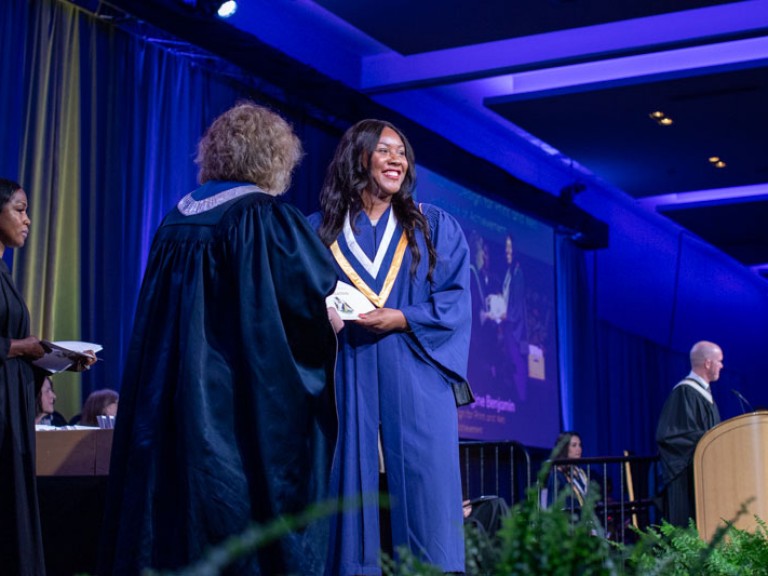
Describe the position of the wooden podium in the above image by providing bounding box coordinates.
[694,411,768,541]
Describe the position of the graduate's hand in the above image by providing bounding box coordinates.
[355,308,408,334]
[327,307,345,333]
[9,336,46,359]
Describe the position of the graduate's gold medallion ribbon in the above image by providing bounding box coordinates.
[330,232,407,308]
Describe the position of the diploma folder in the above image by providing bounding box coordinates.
[32,340,103,374]
[326,280,375,320]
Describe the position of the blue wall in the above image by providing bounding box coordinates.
[571,184,768,455]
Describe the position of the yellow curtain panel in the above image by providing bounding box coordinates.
[17,1,83,419]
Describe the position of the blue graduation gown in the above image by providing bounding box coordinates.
[100,182,338,575]
[311,203,471,575]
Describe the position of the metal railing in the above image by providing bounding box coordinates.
[459,440,532,506]
[459,441,660,543]
[543,454,661,542]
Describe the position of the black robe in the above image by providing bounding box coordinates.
[656,378,720,527]
[0,259,46,576]
[99,182,338,575]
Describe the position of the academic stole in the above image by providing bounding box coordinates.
[329,216,408,473]
[566,465,589,506]
[329,233,408,309]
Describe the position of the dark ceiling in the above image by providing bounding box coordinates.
[313,0,743,55]
[102,0,768,275]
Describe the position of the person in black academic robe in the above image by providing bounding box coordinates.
[99,103,338,575]
[656,341,723,527]
[0,178,49,576]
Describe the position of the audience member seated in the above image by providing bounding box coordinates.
[70,388,119,426]
[546,431,590,513]
[35,376,67,426]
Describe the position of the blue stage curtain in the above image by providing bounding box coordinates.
[0,0,26,182]
[591,321,687,457]
[1,0,338,415]
[557,234,688,457]
[555,234,596,435]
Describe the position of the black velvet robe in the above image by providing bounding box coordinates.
[0,259,46,576]
[656,379,720,527]
[99,183,338,575]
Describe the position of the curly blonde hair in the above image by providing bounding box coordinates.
[195,102,303,196]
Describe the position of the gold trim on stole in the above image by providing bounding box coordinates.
[330,232,408,308]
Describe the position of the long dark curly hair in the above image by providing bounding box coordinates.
[317,119,436,279]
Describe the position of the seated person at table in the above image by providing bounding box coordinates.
[34,376,67,426]
[547,431,590,512]
[70,388,119,426]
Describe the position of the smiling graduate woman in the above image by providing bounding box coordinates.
[0,178,48,576]
[310,119,473,575]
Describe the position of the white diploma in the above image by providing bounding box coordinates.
[32,340,103,374]
[326,280,375,320]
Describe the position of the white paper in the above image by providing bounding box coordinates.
[486,293,506,324]
[326,280,375,320]
[32,340,103,374]
[51,341,103,354]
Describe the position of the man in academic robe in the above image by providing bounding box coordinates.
[656,340,723,527]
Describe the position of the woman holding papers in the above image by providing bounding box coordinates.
[0,178,47,575]
[100,103,338,575]
[311,120,472,575]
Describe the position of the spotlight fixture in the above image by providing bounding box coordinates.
[648,110,673,126]
[217,1,237,18]
[177,0,232,17]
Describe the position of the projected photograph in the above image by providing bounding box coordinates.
[416,167,560,448]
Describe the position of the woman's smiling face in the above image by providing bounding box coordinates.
[366,127,408,200]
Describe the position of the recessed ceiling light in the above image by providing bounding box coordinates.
[708,156,726,168]
[648,110,673,126]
